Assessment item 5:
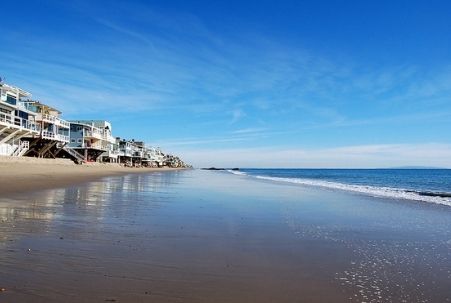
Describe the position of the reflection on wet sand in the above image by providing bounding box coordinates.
[0,171,189,302]
[1,171,182,218]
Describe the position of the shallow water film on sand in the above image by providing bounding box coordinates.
[1,170,451,302]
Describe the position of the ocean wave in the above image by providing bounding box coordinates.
[250,175,451,206]
[226,170,247,176]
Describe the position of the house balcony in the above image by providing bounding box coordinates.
[0,112,40,133]
[58,134,70,143]
[119,149,133,157]
[56,117,70,129]
[132,151,144,158]
[84,129,103,140]
[76,142,106,150]
[103,149,121,159]
[41,131,70,143]
[103,134,116,144]
[0,98,29,110]
[40,113,70,129]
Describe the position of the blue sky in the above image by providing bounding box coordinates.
[1,0,451,167]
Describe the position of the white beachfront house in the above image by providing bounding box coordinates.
[21,101,71,158]
[117,139,149,165]
[132,141,145,164]
[96,120,120,163]
[0,82,40,156]
[117,138,134,165]
[68,120,117,162]
[145,146,165,167]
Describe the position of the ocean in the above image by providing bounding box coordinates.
[227,168,451,206]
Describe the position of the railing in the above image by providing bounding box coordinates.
[0,112,13,125]
[100,144,112,151]
[93,128,103,137]
[57,134,70,143]
[77,142,105,150]
[84,129,103,139]
[41,113,70,129]
[23,119,40,132]
[105,135,116,143]
[41,131,56,140]
[42,113,56,123]
[119,150,133,157]
[58,119,70,128]
[12,140,29,157]
[103,150,121,158]
[41,131,70,142]
[0,112,40,132]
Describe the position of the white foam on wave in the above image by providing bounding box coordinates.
[251,175,451,207]
[226,170,247,176]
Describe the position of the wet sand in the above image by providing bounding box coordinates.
[0,157,183,195]
[0,170,450,302]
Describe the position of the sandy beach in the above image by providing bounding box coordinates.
[1,169,450,302]
[0,156,183,195]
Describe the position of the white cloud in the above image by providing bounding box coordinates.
[231,127,267,134]
[174,143,451,168]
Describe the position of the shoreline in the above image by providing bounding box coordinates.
[0,157,186,196]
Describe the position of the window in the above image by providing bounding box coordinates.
[77,138,82,143]
[6,95,16,105]
[15,110,28,119]
[71,139,76,143]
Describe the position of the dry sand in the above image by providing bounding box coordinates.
[0,156,182,195]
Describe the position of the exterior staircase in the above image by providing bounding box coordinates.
[63,146,85,164]
[11,140,30,157]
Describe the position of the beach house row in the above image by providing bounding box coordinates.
[0,81,183,167]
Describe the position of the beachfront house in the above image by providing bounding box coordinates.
[0,82,40,156]
[117,139,151,166]
[163,154,183,168]
[132,141,145,165]
[116,141,166,167]
[117,138,133,165]
[21,101,71,158]
[69,120,110,162]
[89,120,120,163]
[145,147,165,167]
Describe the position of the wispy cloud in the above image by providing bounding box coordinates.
[152,130,270,148]
[95,18,157,48]
[231,127,267,134]
[3,9,451,122]
[176,143,451,168]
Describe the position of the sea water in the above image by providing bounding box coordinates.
[227,169,451,206]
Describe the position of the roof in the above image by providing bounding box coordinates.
[0,83,31,97]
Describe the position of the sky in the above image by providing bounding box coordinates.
[1,0,451,168]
